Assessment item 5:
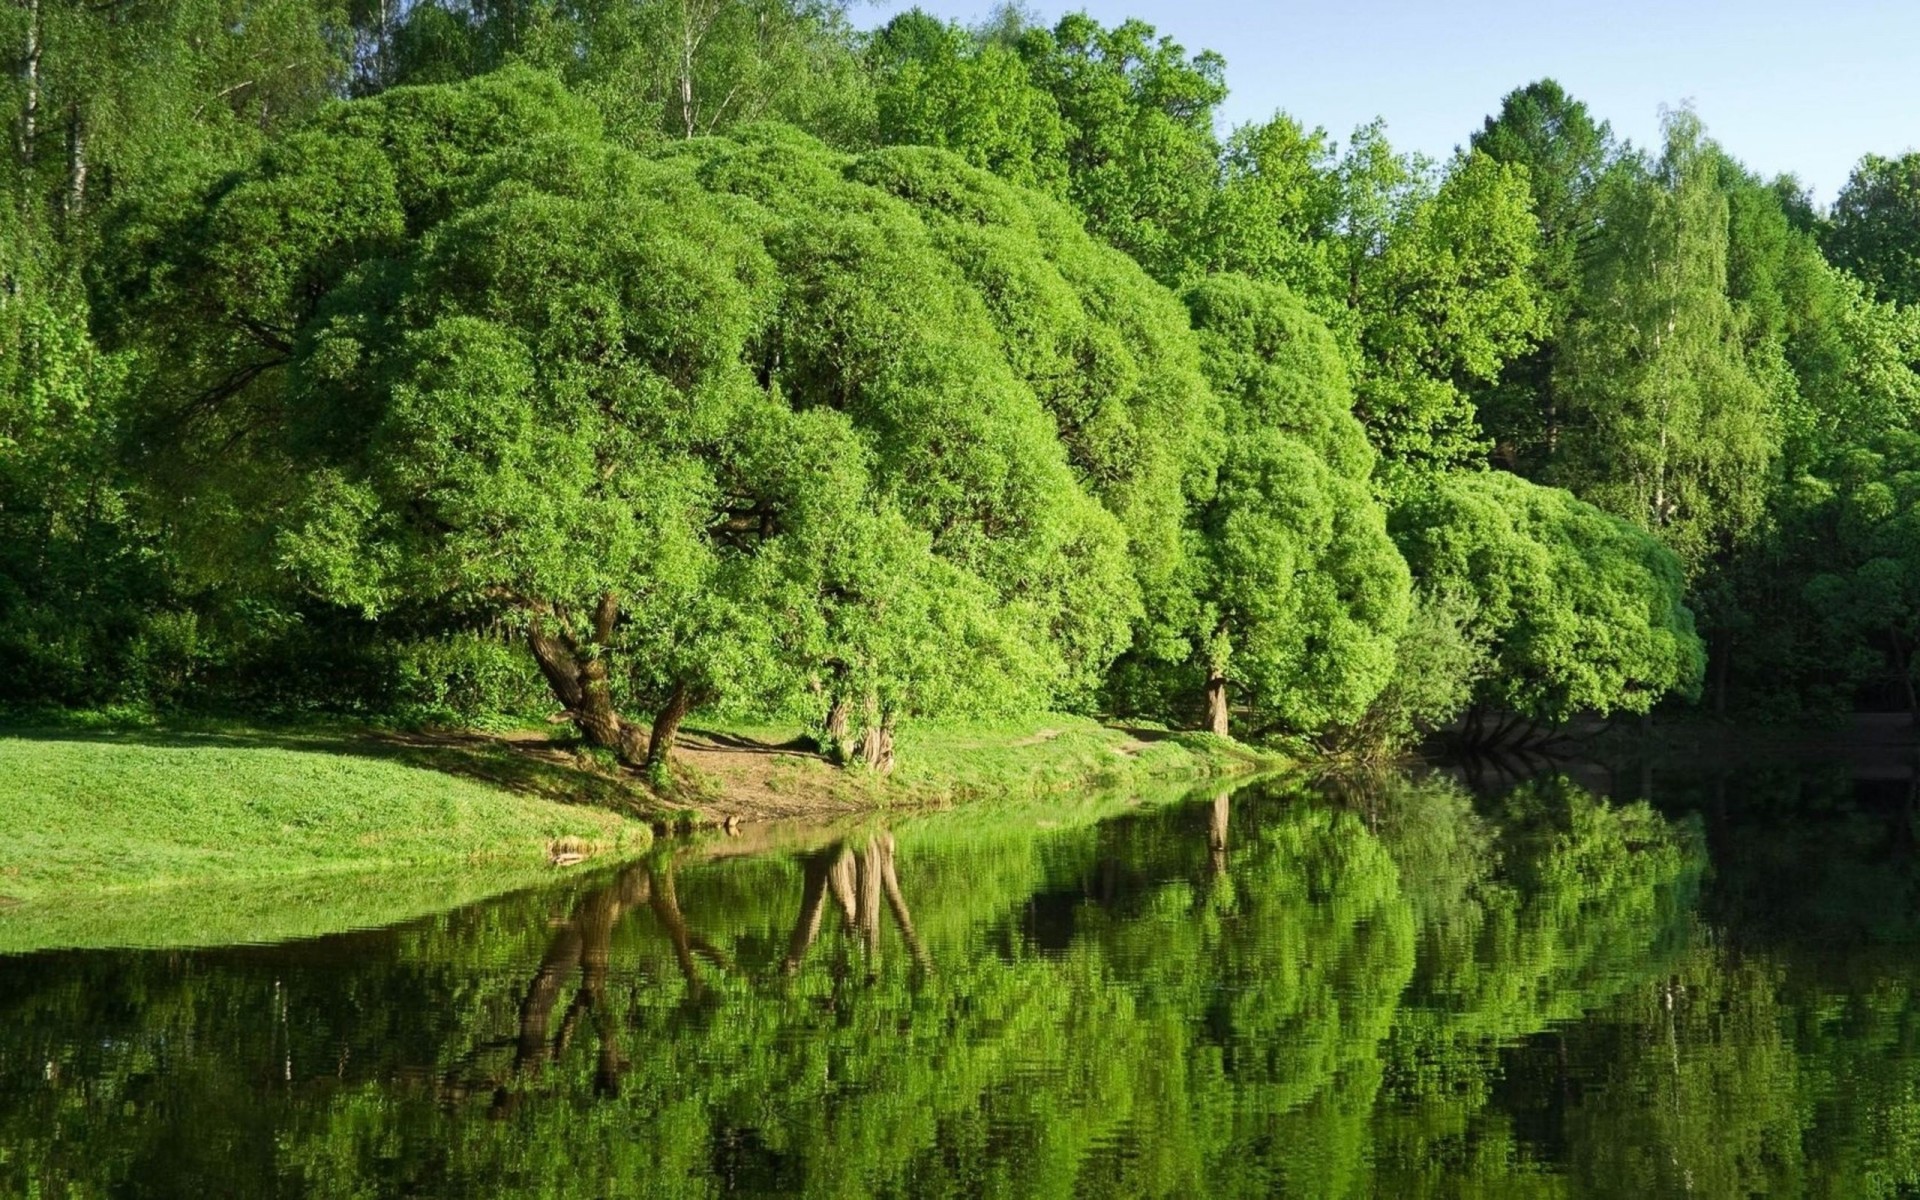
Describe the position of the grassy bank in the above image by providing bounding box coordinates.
[0,713,1276,950]
[648,713,1282,819]
[0,729,651,908]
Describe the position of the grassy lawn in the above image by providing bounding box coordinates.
[0,728,651,909]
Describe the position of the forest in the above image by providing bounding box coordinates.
[5,0,1918,775]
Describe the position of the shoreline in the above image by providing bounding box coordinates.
[0,713,1285,939]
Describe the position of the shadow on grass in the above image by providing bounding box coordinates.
[682,727,820,755]
[0,721,663,818]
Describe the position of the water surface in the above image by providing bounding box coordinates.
[5,754,1919,1196]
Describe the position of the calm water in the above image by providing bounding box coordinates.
[5,755,1920,1197]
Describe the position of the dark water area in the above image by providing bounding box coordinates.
[6,746,1920,1197]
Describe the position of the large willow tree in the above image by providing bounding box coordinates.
[101,68,1220,769]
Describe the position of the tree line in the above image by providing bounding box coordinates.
[4,0,1917,769]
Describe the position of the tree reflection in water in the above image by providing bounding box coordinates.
[13,767,1920,1197]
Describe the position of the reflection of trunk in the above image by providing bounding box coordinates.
[513,923,583,1073]
[827,846,857,923]
[648,860,703,994]
[508,867,650,1091]
[1208,791,1230,877]
[1205,669,1229,737]
[874,833,929,971]
[528,595,642,766]
[782,834,928,974]
[782,849,837,974]
[855,836,883,958]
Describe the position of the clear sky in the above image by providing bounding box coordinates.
[856,0,1920,207]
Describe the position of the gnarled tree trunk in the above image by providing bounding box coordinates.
[526,594,643,767]
[823,694,850,753]
[854,696,895,775]
[646,678,705,771]
[1205,668,1230,737]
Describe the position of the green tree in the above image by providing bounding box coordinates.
[868,10,1069,193]
[1329,128,1546,490]
[1180,274,1409,737]
[1825,151,1920,306]
[103,70,1223,767]
[1801,434,1920,720]
[1012,13,1226,285]
[1552,110,1779,575]
[1469,78,1614,475]
[1391,470,1704,727]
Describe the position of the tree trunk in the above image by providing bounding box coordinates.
[1205,669,1229,737]
[63,102,84,220]
[646,679,697,771]
[824,693,849,753]
[855,698,895,775]
[526,596,641,766]
[19,0,39,166]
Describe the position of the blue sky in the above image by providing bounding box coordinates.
[856,0,1920,206]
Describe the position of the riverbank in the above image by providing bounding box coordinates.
[0,713,1279,923]
[0,729,652,907]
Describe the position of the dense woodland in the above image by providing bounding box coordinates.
[4,0,1918,771]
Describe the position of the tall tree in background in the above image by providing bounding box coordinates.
[1469,79,1613,476]
[1013,13,1225,285]
[1553,109,1777,574]
[3,0,347,232]
[1825,152,1920,307]
[1194,112,1342,311]
[1332,131,1545,492]
[359,0,876,146]
[868,9,1067,193]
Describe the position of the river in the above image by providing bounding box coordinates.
[4,747,1919,1196]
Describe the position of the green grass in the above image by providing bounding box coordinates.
[0,729,651,911]
[0,711,1275,952]
[881,714,1280,802]
[675,711,1286,810]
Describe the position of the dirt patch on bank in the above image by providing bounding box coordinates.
[367,725,883,826]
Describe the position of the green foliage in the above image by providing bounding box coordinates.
[1391,470,1704,721]
[1551,111,1780,575]
[103,69,1234,760]
[1469,78,1613,476]
[12,0,1918,740]
[1330,585,1490,755]
[1826,151,1920,306]
[1798,433,1920,715]
[1007,13,1227,286]
[869,12,1068,193]
[1339,138,1547,489]
[1179,274,1410,734]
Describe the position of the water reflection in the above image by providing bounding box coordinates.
[5,763,1920,1196]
